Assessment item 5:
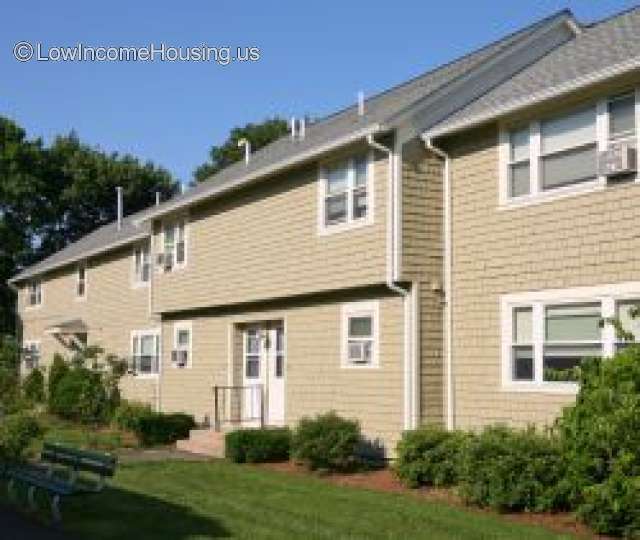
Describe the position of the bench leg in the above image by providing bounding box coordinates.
[50,495,62,524]
[95,475,105,492]
[7,478,16,502]
[27,486,38,512]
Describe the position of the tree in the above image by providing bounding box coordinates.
[0,116,180,335]
[193,117,289,183]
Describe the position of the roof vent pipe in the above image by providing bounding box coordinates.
[299,117,306,139]
[290,116,297,139]
[116,186,123,231]
[358,91,365,116]
[237,138,251,164]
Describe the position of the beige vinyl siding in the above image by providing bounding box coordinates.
[401,138,445,425]
[445,79,640,428]
[159,290,405,453]
[153,143,389,313]
[18,245,158,406]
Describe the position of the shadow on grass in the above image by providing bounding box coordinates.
[5,483,230,540]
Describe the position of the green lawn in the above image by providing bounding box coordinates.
[43,460,575,540]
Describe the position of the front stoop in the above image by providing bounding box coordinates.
[176,429,226,458]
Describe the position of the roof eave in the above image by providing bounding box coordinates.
[423,56,640,141]
[135,123,384,225]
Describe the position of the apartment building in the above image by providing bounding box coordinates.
[11,7,640,454]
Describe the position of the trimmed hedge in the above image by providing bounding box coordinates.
[292,411,361,471]
[225,428,291,463]
[395,426,470,488]
[136,412,196,446]
[112,401,154,432]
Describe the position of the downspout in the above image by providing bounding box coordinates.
[422,136,454,431]
[366,134,418,430]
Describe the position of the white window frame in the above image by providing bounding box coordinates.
[75,263,87,300]
[341,300,379,369]
[161,217,188,272]
[501,281,640,393]
[130,328,161,378]
[26,280,43,309]
[172,321,192,369]
[499,88,640,209]
[132,242,151,288]
[22,340,41,370]
[317,151,374,236]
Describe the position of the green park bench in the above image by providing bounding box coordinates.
[5,442,118,523]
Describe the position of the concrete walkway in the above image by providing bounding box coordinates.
[0,506,70,539]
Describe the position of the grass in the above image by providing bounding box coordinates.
[43,460,575,540]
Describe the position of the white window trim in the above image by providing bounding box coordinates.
[22,340,41,370]
[131,243,151,288]
[161,217,188,272]
[341,300,380,369]
[317,150,375,236]
[498,89,640,210]
[500,281,640,393]
[25,280,43,310]
[75,263,87,301]
[130,328,161,378]
[172,321,192,369]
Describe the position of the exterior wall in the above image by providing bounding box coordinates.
[17,244,158,406]
[153,142,390,313]
[444,78,640,429]
[159,289,405,454]
[401,138,445,425]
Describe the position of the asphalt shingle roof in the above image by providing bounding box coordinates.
[427,6,640,138]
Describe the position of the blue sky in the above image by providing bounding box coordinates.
[2,0,636,185]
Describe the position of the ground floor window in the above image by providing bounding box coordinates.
[502,283,640,390]
[131,330,160,375]
[341,301,379,368]
[22,341,40,370]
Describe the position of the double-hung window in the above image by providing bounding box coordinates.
[162,219,186,271]
[342,301,378,368]
[320,153,372,233]
[172,323,191,368]
[76,264,87,298]
[131,331,160,375]
[27,280,42,307]
[133,243,150,285]
[508,127,531,198]
[22,341,40,370]
[608,93,636,142]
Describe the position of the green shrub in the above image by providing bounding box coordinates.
[395,426,470,488]
[458,425,569,512]
[47,354,69,406]
[49,367,109,423]
[291,411,361,471]
[112,400,154,432]
[0,412,43,464]
[136,412,196,446]
[225,428,291,463]
[577,456,640,538]
[22,368,45,403]
[0,336,21,414]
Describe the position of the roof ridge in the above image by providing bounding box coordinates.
[581,3,640,29]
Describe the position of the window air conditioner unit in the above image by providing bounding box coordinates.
[156,253,164,266]
[171,350,188,367]
[164,253,174,271]
[598,142,637,177]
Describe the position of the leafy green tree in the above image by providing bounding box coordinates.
[193,117,289,182]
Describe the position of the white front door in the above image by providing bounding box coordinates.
[242,322,285,426]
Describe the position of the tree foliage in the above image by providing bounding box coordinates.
[0,116,179,335]
[193,117,289,182]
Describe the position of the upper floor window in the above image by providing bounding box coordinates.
[22,341,40,370]
[171,322,191,368]
[161,219,186,272]
[131,330,160,375]
[501,90,638,206]
[76,263,87,298]
[319,153,373,234]
[27,280,42,307]
[341,301,379,368]
[133,243,150,285]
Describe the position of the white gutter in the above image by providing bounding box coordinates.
[137,124,382,225]
[422,136,454,431]
[366,134,418,431]
[425,56,640,140]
